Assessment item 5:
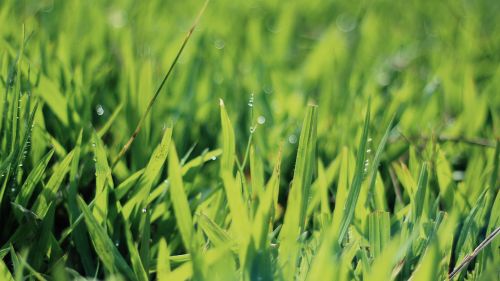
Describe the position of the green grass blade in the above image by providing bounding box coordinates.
[219,99,235,174]
[336,102,370,245]
[156,238,171,280]
[278,104,317,280]
[122,127,172,220]
[32,150,75,217]
[92,131,113,224]
[76,196,136,280]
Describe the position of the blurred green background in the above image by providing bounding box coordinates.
[2,0,498,174]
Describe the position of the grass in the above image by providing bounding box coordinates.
[1,0,499,280]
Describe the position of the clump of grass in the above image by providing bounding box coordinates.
[0,0,499,280]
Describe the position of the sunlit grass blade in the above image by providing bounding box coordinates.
[168,141,204,279]
[32,150,75,217]
[92,131,113,224]
[0,258,14,281]
[14,149,54,208]
[368,211,390,259]
[219,99,235,174]
[156,238,171,280]
[278,104,317,280]
[336,101,370,245]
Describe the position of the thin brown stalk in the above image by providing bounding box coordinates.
[111,0,210,168]
[449,226,500,279]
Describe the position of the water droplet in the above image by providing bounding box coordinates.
[452,171,465,181]
[257,115,266,125]
[377,72,390,86]
[96,104,104,116]
[249,126,256,133]
[366,149,371,153]
[211,156,217,161]
[336,13,357,33]
[11,188,15,192]
[367,138,373,143]
[288,134,298,144]
[92,142,96,147]
[214,39,225,50]
[108,10,126,28]
[18,164,23,167]
[248,93,254,107]
[115,240,120,247]
[263,85,273,95]
[142,208,147,213]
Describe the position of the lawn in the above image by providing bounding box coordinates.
[0,0,499,280]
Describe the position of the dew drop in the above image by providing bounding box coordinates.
[142,208,147,213]
[263,85,273,95]
[288,134,298,144]
[249,126,256,133]
[214,39,225,50]
[366,149,371,153]
[336,13,357,33]
[257,115,266,125]
[211,156,217,161]
[248,93,254,108]
[96,104,104,116]
[108,10,126,28]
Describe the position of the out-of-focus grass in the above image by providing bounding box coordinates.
[0,0,499,280]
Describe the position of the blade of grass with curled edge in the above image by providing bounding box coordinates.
[111,0,210,168]
[278,104,318,280]
[168,142,204,280]
[76,196,136,280]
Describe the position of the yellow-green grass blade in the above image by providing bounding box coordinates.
[278,104,317,280]
[32,150,75,217]
[92,131,113,224]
